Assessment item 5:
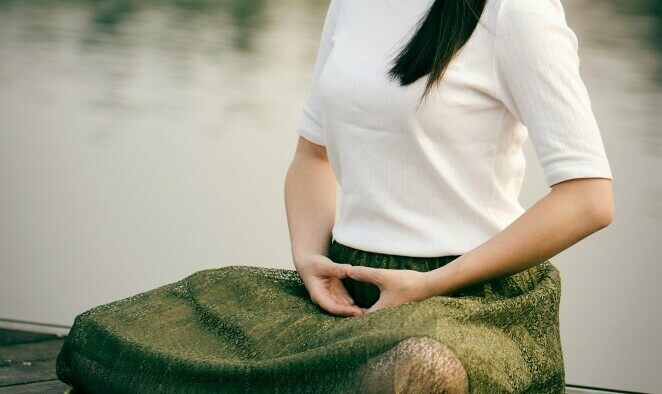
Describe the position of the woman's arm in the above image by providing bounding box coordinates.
[284,137,337,269]
[421,177,614,298]
[343,0,616,312]
[420,0,616,298]
[285,137,366,316]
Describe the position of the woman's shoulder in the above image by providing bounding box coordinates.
[493,0,567,22]
[490,0,574,46]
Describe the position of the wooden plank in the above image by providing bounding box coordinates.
[0,330,61,347]
[1,340,65,364]
[0,340,65,387]
[0,358,63,387]
[0,379,71,393]
[565,388,641,394]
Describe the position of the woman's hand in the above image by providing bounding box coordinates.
[345,266,434,313]
[296,254,369,317]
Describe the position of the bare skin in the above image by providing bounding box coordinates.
[284,136,365,317]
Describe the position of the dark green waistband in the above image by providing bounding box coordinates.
[327,239,460,271]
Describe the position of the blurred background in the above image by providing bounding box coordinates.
[0,0,660,392]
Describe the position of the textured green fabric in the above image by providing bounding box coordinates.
[56,240,565,393]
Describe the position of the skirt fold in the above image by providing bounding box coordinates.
[56,240,565,393]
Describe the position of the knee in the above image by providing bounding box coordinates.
[361,337,469,394]
[392,337,468,394]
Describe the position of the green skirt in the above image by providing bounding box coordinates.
[56,240,565,393]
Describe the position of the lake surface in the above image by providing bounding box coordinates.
[0,0,660,392]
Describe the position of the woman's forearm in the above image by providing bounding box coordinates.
[422,178,615,297]
[284,141,337,270]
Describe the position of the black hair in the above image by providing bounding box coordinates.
[387,0,488,107]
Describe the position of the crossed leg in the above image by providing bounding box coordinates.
[358,337,469,394]
[64,338,468,394]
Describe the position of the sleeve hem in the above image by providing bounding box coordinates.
[545,162,613,187]
[296,117,326,146]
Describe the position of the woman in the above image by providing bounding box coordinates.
[288,0,613,390]
[57,0,614,392]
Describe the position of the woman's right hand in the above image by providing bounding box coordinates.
[296,254,368,317]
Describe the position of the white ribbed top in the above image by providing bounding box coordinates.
[295,0,613,257]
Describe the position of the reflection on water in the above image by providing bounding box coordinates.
[0,0,331,146]
[568,0,662,159]
[78,0,270,52]
[0,0,270,51]
[605,0,662,82]
[0,0,658,142]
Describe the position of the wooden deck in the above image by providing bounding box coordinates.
[0,329,70,393]
[0,328,629,393]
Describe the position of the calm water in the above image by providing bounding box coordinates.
[0,0,660,391]
[0,0,659,153]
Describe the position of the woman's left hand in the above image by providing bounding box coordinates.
[344,265,434,313]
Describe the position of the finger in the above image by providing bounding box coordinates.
[333,281,357,305]
[335,263,353,279]
[366,303,382,314]
[332,293,366,315]
[337,292,355,306]
[320,299,364,317]
[347,265,383,286]
[329,287,353,306]
[321,293,365,316]
[319,261,352,279]
[365,296,388,314]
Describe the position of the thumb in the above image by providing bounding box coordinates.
[321,260,352,278]
[347,265,383,286]
[366,297,387,314]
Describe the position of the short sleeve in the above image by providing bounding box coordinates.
[295,0,340,147]
[494,0,613,187]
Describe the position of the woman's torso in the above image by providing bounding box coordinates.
[303,0,612,257]
[321,0,524,257]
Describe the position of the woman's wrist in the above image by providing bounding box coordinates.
[293,250,324,271]
[421,258,464,298]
